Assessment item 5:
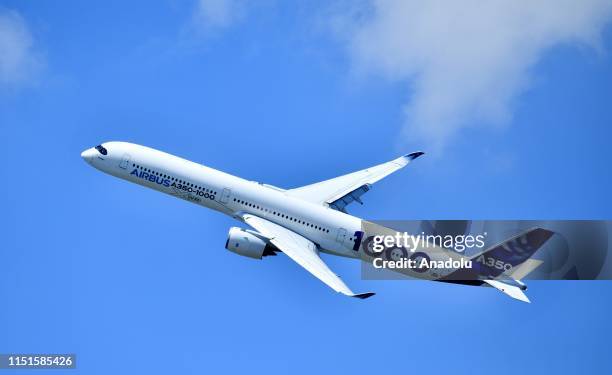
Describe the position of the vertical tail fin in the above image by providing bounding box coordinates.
[471,228,554,279]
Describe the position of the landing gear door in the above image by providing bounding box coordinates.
[220,188,231,204]
[120,153,131,169]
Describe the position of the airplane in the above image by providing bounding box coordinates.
[81,142,554,302]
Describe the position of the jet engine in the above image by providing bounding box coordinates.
[225,227,280,259]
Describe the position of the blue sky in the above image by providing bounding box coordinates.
[1,1,612,374]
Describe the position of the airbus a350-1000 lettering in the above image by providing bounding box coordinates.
[82,142,554,302]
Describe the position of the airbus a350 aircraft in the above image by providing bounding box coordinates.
[82,142,553,302]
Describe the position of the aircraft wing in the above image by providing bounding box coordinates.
[242,214,374,299]
[286,152,424,212]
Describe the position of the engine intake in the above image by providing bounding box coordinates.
[225,227,279,259]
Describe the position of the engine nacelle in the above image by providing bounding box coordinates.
[225,227,278,259]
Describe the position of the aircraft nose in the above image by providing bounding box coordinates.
[81,148,96,163]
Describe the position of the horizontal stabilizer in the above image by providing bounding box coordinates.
[484,280,530,303]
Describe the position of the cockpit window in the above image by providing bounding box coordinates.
[95,145,107,155]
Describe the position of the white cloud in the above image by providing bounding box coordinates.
[332,0,612,151]
[193,0,246,32]
[0,9,39,87]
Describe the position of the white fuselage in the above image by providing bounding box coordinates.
[81,141,362,258]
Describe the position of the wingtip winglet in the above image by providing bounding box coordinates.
[352,292,376,300]
[405,151,425,161]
